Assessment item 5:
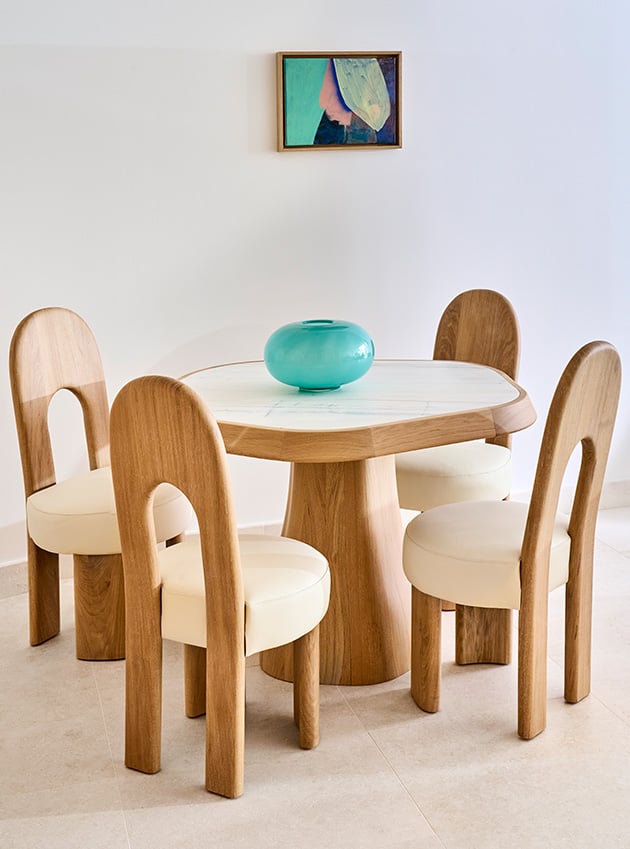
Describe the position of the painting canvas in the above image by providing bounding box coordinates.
[277,52,401,151]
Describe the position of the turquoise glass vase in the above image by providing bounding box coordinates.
[264,319,375,391]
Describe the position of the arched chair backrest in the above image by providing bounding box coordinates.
[110,375,245,789]
[519,340,621,735]
[522,339,621,598]
[9,307,110,496]
[433,290,521,450]
[110,374,243,631]
[433,288,521,378]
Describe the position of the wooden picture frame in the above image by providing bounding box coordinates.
[277,52,402,151]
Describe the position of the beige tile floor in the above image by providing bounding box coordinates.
[1,507,630,849]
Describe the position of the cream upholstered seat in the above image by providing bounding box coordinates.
[396,441,513,512]
[27,467,188,556]
[403,341,621,740]
[159,533,330,656]
[405,501,571,610]
[396,289,520,512]
[9,307,191,661]
[110,374,330,798]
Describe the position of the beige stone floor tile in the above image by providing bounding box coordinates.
[0,778,124,820]
[0,811,130,849]
[0,702,117,800]
[2,502,630,849]
[0,561,28,600]
[123,790,441,849]
[340,612,630,849]
[346,676,630,847]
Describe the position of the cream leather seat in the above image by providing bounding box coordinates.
[396,441,513,512]
[404,500,570,611]
[159,533,330,656]
[27,467,189,556]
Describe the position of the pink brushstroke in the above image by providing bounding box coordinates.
[319,59,352,126]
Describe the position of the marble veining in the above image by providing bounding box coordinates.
[181,360,520,431]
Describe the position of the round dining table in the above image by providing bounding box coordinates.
[181,359,536,686]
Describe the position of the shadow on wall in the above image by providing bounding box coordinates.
[147,323,271,379]
[148,326,292,532]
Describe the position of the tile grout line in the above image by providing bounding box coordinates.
[91,664,133,849]
[336,685,448,848]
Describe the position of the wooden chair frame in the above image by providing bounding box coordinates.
[433,288,521,450]
[411,341,622,738]
[9,307,125,658]
[428,288,521,636]
[110,375,321,797]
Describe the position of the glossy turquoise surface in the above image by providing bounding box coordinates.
[264,319,375,391]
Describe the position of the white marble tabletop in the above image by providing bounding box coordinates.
[181,359,521,432]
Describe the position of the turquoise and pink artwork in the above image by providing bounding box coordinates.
[278,53,401,150]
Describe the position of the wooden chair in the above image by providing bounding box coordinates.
[9,307,191,660]
[396,288,520,623]
[109,374,330,798]
[396,289,520,512]
[402,341,621,739]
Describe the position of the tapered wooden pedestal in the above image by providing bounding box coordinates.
[261,456,411,685]
[260,456,513,686]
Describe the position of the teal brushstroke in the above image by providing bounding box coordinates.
[283,57,328,146]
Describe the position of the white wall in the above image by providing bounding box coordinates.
[2,1,629,566]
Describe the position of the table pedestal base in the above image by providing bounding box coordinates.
[261,456,410,686]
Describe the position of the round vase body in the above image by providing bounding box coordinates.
[264,319,375,391]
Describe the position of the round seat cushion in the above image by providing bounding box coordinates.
[27,466,191,555]
[159,534,331,656]
[403,500,571,609]
[396,441,512,511]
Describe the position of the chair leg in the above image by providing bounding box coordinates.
[184,644,207,717]
[410,587,441,713]
[125,607,163,775]
[28,539,60,646]
[517,598,548,740]
[73,553,125,660]
[455,606,512,665]
[564,548,594,704]
[293,626,320,749]
[205,650,246,798]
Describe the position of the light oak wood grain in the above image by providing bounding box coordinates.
[433,288,521,451]
[519,341,620,738]
[10,307,185,661]
[406,341,621,739]
[455,606,512,665]
[73,553,125,660]
[262,456,410,685]
[9,308,121,656]
[110,375,325,797]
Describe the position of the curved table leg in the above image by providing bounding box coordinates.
[261,455,410,685]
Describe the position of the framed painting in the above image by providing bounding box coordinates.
[277,52,402,151]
